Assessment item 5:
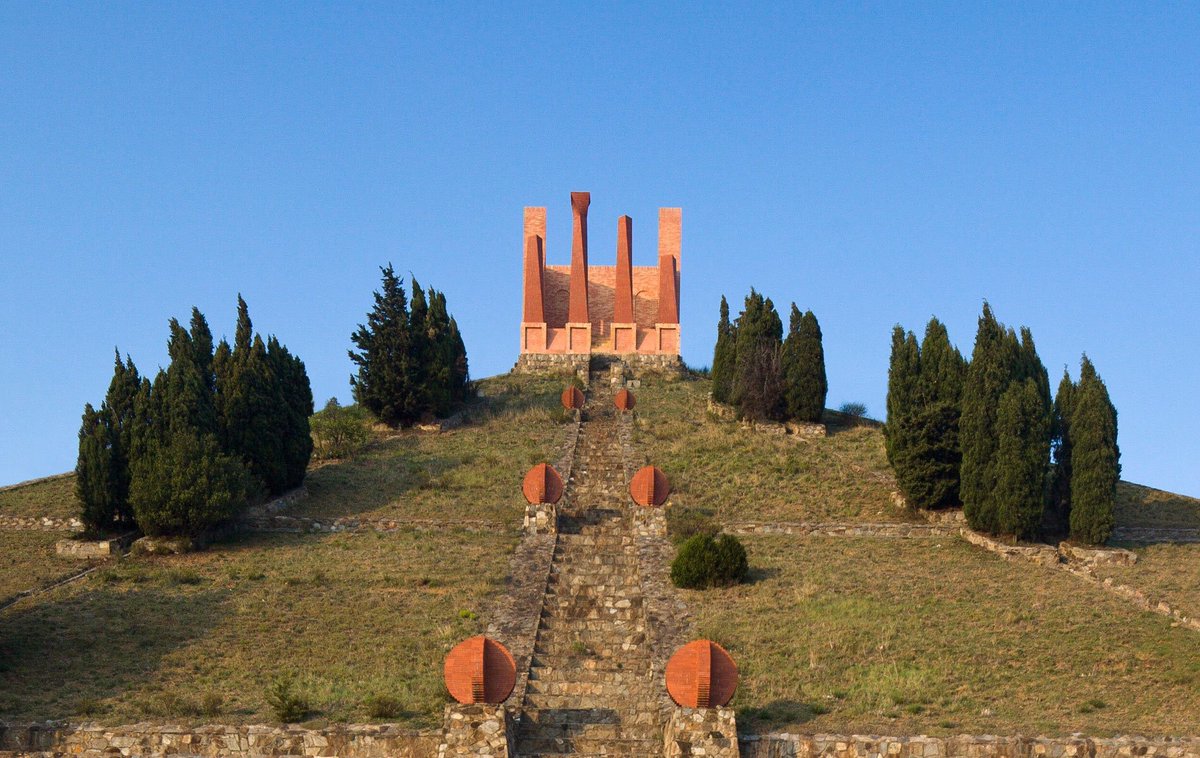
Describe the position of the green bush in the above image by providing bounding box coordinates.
[310,398,372,460]
[265,672,310,723]
[365,693,405,719]
[670,533,749,589]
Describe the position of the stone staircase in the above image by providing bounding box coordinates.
[514,378,664,757]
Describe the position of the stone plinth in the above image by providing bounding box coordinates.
[523,502,556,535]
[55,531,137,559]
[664,707,740,758]
[437,703,514,758]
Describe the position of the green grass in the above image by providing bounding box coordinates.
[0,531,83,602]
[293,374,570,529]
[633,376,910,524]
[0,475,79,520]
[1114,482,1200,530]
[0,528,515,726]
[685,534,1200,736]
[1092,542,1200,622]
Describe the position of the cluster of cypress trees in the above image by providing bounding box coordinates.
[349,264,470,427]
[710,290,827,423]
[885,303,1120,544]
[884,319,967,511]
[76,298,313,537]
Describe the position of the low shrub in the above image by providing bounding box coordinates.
[670,533,749,589]
[265,672,310,723]
[365,693,405,719]
[310,398,372,460]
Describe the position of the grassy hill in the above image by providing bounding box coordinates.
[3,370,1200,735]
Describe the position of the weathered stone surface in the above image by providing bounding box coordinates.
[435,704,514,757]
[665,707,740,757]
[0,515,83,532]
[738,734,1200,758]
[1058,541,1137,567]
[0,721,439,756]
[55,531,137,559]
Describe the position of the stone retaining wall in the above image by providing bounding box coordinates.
[727,522,961,539]
[243,514,510,535]
[0,515,82,532]
[0,721,437,757]
[436,704,513,757]
[738,733,1200,758]
[511,353,590,380]
[55,532,137,559]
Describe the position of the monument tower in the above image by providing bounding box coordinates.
[518,191,681,365]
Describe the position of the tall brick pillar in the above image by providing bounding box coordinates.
[655,207,682,355]
[612,215,637,353]
[566,192,592,353]
[521,207,548,353]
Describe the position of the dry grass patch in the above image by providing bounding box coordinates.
[293,374,570,529]
[0,476,79,520]
[0,529,515,726]
[685,534,1200,736]
[633,376,908,524]
[0,531,84,602]
[1114,482,1200,530]
[1092,542,1200,622]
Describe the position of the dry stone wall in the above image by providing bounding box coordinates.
[0,721,438,757]
[738,733,1200,758]
[665,708,740,757]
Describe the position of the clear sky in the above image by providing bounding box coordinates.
[1,3,1197,496]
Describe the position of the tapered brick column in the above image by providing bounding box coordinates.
[612,215,637,353]
[655,207,682,354]
[566,192,592,353]
[521,207,548,352]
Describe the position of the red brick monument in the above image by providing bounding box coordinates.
[516,192,681,373]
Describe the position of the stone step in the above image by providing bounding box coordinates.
[525,679,657,699]
[528,664,651,682]
[522,693,661,712]
[519,708,661,732]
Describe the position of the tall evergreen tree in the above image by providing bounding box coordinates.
[731,290,784,421]
[447,313,470,402]
[1050,368,1076,519]
[710,296,736,404]
[1069,356,1120,545]
[994,379,1051,540]
[76,403,119,534]
[884,326,921,464]
[350,264,420,427]
[917,318,966,407]
[268,335,314,491]
[781,308,827,423]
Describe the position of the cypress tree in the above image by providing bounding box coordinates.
[917,318,966,407]
[1050,369,1076,519]
[268,335,314,491]
[350,264,419,427]
[76,403,118,534]
[407,279,434,418]
[993,379,1051,540]
[888,317,967,511]
[447,313,470,403]
[884,326,921,465]
[423,286,454,416]
[1069,356,1120,545]
[710,296,736,404]
[783,309,827,423]
[731,290,784,421]
[960,303,1021,534]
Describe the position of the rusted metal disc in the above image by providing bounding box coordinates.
[561,386,585,410]
[614,388,636,412]
[523,463,564,505]
[444,635,517,705]
[665,640,739,708]
[629,465,669,507]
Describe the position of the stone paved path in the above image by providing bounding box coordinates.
[514,378,663,757]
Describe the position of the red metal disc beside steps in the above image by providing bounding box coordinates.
[614,388,636,411]
[629,465,669,506]
[561,386,585,410]
[665,640,739,708]
[444,635,517,704]
[523,463,564,505]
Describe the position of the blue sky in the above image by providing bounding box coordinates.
[1,3,1197,496]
